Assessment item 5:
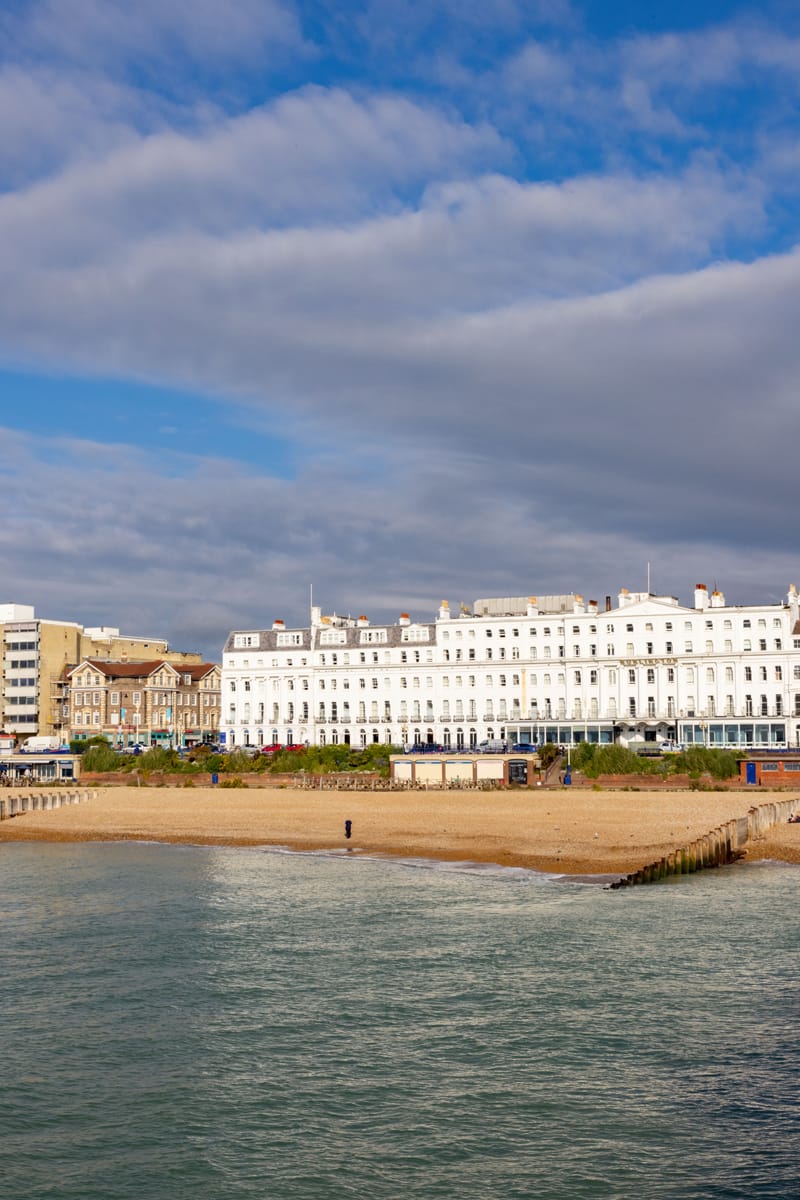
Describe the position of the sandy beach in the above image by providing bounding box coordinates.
[2,784,800,874]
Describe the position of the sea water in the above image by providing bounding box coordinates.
[0,842,797,1200]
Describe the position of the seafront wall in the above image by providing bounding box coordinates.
[610,796,797,888]
[0,790,94,820]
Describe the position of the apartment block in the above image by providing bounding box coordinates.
[0,603,205,742]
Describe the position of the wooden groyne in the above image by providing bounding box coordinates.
[609,797,798,888]
[0,790,94,821]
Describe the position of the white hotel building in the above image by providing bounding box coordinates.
[221,583,800,752]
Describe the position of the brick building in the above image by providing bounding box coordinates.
[68,659,221,747]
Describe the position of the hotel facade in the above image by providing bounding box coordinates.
[220,583,800,752]
[67,659,221,748]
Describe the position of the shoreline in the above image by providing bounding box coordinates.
[2,785,800,874]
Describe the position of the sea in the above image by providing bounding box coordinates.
[1,842,798,1200]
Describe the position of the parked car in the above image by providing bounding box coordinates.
[477,739,507,753]
[260,744,284,755]
[511,742,538,754]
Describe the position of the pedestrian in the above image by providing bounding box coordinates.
[345,819,352,839]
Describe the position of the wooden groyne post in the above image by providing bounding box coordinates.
[0,790,94,822]
[609,797,797,889]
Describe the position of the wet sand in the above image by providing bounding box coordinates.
[3,785,800,874]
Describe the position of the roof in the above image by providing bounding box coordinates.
[68,659,219,681]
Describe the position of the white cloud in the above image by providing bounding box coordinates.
[2,420,797,658]
[0,86,507,267]
[1,0,306,71]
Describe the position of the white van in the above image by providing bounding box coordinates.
[21,736,65,753]
[477,739,506,753]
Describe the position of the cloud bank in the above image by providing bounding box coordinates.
[1,1,799,654]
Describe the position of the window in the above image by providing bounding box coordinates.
[628,669,635,684]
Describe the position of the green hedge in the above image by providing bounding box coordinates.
[80,742,401,779]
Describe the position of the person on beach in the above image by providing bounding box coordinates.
[345,819,352,839]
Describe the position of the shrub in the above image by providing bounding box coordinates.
[675,747,739,780]
[538,743,561,768]
[576,745,665,778]
[82,743,124,772]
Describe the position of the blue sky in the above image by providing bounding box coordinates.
[2,0,800,655]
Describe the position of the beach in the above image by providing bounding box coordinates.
[2,784,799,874]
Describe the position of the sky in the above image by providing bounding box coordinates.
[3,0,800,658]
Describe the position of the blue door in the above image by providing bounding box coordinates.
[746,761,757,785]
